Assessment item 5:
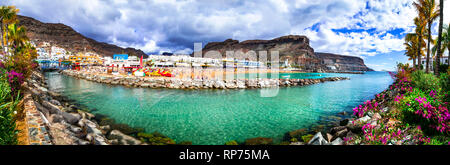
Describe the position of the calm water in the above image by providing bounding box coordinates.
[45,71,392,144]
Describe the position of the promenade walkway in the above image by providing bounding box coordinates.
[23,92,52,145]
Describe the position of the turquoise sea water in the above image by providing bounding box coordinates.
[45,71,393,144]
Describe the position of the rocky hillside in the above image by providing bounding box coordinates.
[17,15,147,57]
[200,35,323,71]
[199,35,373,72]
[316,53,374,71]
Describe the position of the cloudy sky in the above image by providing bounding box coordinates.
[1,0,449,71]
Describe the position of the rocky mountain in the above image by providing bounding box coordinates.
[316,52,374,71]
[200,35,322,71]
[199,35,373,72]
[17,15,147,57]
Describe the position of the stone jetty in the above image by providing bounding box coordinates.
[61,70,350,89]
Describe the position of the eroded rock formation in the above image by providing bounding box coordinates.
[316,53,374,71]
[17,15,147,57]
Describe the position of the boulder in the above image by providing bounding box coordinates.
[34,101,50,118]
[330,126,347,134]
[236,80,246,89]
[357,115,371,123]
[335,128,349,138]
[326,133,334,143]
[62,112,81,125]
[50,99,61,106]
[109,139,120,145]
[372,113,382,121]
[42,101,62,115]
[93,134,109,145]
[339,119,349,126]
[308,132,328,145]
[76,139,90,145]
[68,105,80,112]
[69,125,83,134]
[49,114,64,123]
[77,119,85,128]
[331,138,344,145]
[213,81,226,89]
[84,119,103,135]
[108,130,142,145]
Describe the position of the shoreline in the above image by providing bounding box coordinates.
[283,81,400,145]
[24,69,160,145]
[29,69,383,145]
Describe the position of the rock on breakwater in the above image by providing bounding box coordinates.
[23,70,145,145]
[61,70,350,89]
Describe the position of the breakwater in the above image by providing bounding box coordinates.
[61,70,350,89]
[23,70,147,145]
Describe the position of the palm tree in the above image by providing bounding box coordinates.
[405,42,417,68]
[431,36,446,72]
[434,0,443,75]
[405,33,418,68]
[0,6,19,54]
[441,24,450,66]
[413,16,427,70]
[413,0,440,73]
[7,23,28,53]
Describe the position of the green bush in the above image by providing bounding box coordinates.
[137,132,175,145]
[439,73,450,102]
[410,70,441,92]
[301,134,314,143]
[438,64,449,74]
[0,71,19,145]
[225,140,238,145]
[395,88,449,135]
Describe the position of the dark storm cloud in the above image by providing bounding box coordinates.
[1,0,422,60]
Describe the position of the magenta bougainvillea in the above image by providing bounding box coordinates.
[5,70,24,92]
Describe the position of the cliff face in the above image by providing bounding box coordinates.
[200,35,322,70]
[17,15,147,57]
[316,52,373,71]
[200,35,373,72]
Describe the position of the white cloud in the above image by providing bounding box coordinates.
[0,0,448,57]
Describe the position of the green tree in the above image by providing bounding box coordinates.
[434,0,443,75]
[413,0,440,73]
[7,23,28,53]
[405,33,419,68]
[443,24,450,66]
[412,16,427,70]
[0,6,18,54]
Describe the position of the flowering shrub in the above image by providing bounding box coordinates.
[349,67,449,145]
[389,78,413,94]
[396,88,449,134]
[6,70,24,93]
[0,71,19,145]
[410,70,441,93]
[360,122,404,145]
[353,100,381,117]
